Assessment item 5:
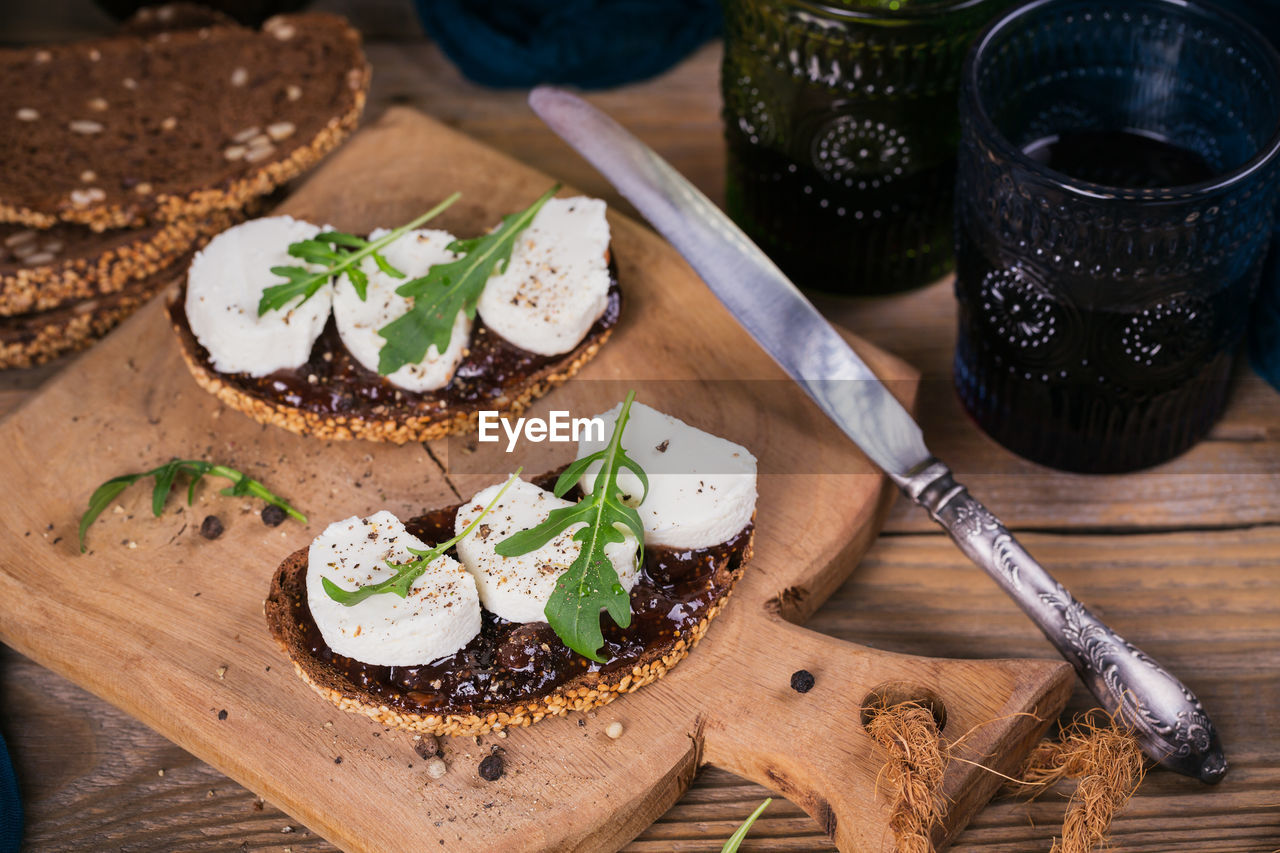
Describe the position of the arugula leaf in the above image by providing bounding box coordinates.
[721,799,772,853]
[257,192,461,316]
[323,469,523,607]
[375,184,560,376]
[495,390,648,662]
[78,460,306,553]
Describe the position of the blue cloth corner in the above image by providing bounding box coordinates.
[413,0,721,90]
[1248,241,1280,393]
[0,732,21,853]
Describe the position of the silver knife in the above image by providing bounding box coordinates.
[530,85,1226,783]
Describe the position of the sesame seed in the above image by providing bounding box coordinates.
[244,143,275,163]
[16,108,38,122]
[69,187,106,206]
[267,121,296,141]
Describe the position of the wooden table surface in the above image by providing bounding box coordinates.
[2,27,1278,853]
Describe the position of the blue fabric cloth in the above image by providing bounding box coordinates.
[0,732,20,853]
[413,0,721,90]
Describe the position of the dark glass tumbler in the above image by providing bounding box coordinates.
[721,0,1010,296]
[954,0,1280,472]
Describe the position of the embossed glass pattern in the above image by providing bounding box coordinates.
[954,0,1280,472]
[720,0,1010,295]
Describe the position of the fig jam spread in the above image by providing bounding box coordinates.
[169,269,619,419]
[287,480,751,715]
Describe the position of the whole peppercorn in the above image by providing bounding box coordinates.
[261,505,287,527]
[199,515,224,540]
[414,736,440,760]
[478,753,504,781]
[790,669,815,694]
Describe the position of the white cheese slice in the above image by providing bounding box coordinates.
[578,402,757,550]
[476,196,611,356]
[454,476,639,625]
[306,510,481,666]
[333,228,471,393]
[185,216,333,377]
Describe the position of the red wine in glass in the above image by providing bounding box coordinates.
[954,130,1258,473]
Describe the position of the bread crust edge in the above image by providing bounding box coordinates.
[0,210,240,316]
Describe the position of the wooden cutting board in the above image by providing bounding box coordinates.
[0,108,1072,852]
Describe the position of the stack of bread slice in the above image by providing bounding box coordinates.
[0,10,370,369]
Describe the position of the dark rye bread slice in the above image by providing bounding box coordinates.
[265,482,755,737]
[0,209,240,317]
[0,13,369,230]
[0,252,189,368]
[167,272,622,444]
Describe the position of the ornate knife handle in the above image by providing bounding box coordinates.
[896,459,1226,783]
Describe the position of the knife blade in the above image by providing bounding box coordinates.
[529,85,1226,783]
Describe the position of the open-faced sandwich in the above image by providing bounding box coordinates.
[265,394,758,735]
[171,187,621,442]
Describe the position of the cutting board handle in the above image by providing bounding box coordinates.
[696,612,1073,852]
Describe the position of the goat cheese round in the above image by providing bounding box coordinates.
[476,196,611,357]
[185,216,332,377]
[578,402,757,550]
[454,476,639,625]
[333,228,471,393]
[306,510,481,666]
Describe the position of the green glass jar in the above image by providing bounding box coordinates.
[721,0,1009,295]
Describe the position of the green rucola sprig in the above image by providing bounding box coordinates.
[78,460,305,553]
[375,184,559,375]
[257,192,461,315]
[721,799,772,853]
[495,390,648,662]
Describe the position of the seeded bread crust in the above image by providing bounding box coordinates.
[0,211,240,317]
[0,255,189,369]
[0,13,368,230]
[264,522,753,737]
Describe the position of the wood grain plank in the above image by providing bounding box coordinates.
[815,282,1280,534]
[7,524,1278,850]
